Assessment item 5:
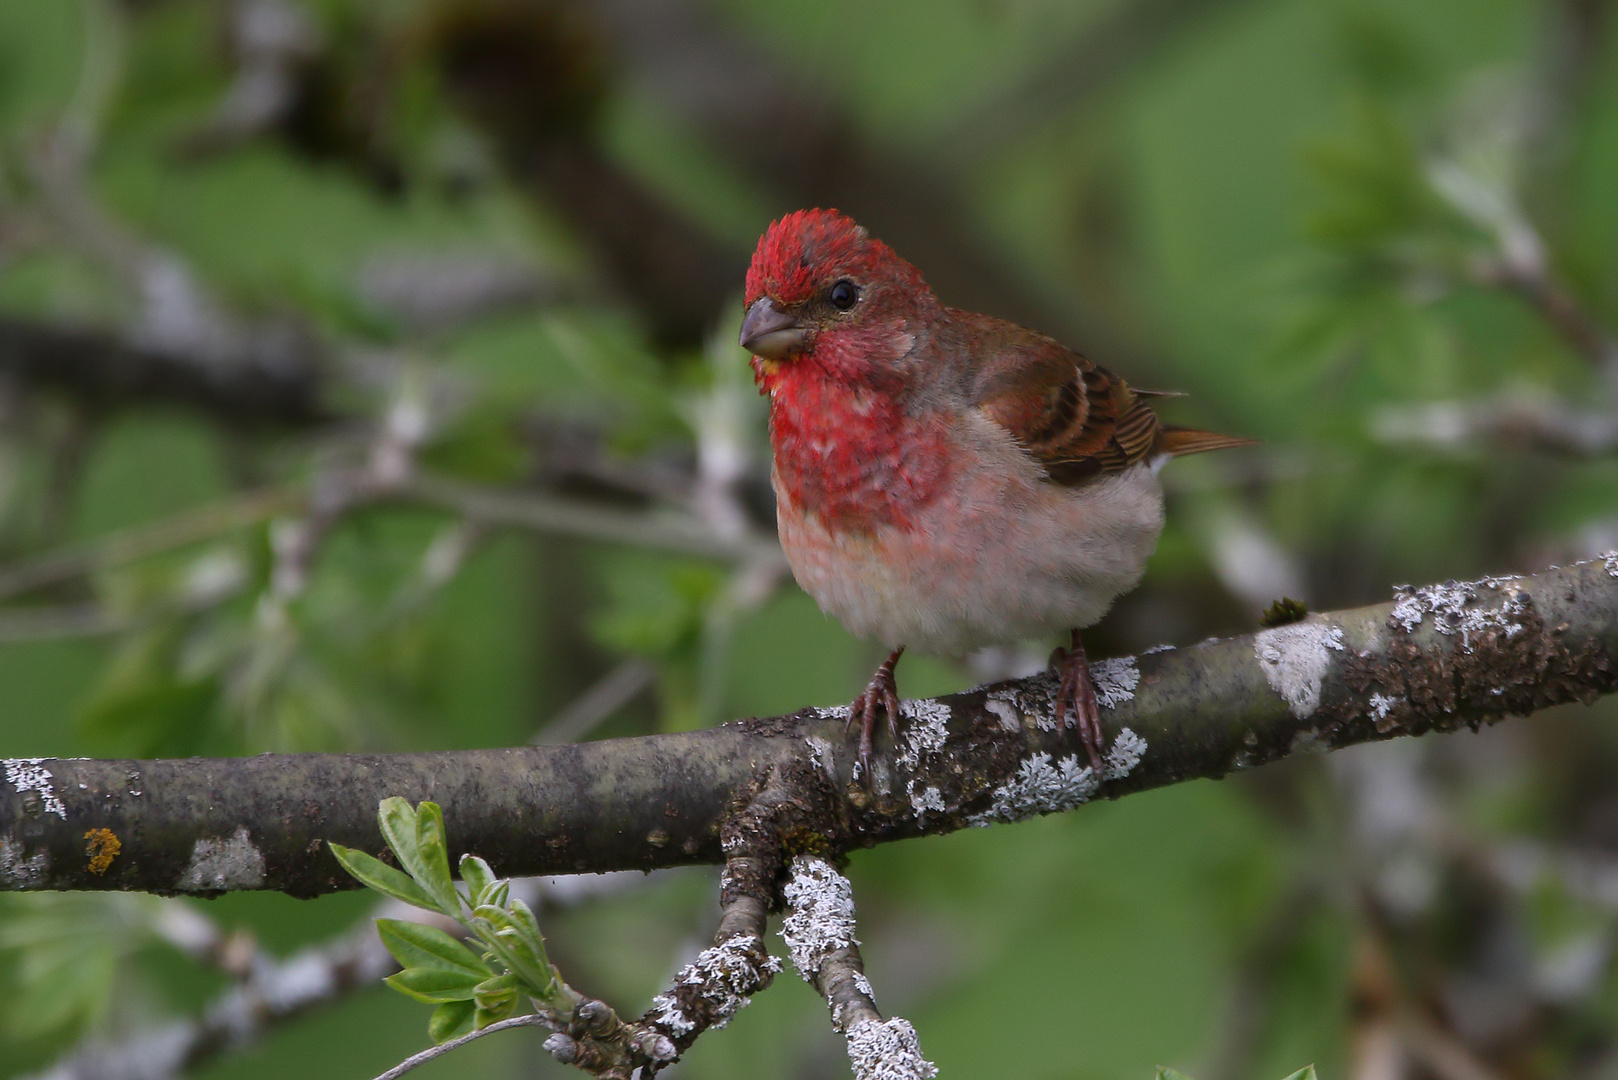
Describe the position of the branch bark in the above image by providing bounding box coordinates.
[0,315,331,428]
[0,557,1614,897]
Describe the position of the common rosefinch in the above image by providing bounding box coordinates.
[740,209,1250,772]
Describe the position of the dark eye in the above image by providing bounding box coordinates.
[828,279,859,311]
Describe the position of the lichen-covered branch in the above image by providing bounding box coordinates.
[0,557,1614,896]
[538,768,802,1077]
[781,855,937,1080]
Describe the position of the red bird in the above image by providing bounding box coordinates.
[740,209,1250,772]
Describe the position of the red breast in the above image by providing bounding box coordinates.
[758,357,953,535]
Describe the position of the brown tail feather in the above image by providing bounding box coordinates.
[1154,425,1258,458]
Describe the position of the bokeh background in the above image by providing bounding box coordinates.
[1,0,1617,1077]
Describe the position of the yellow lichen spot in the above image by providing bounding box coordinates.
[84,828,120,875]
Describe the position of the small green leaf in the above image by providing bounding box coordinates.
[470,906,552,994]
[1157,1070,1195,1080]
[459,854,498,904]
[1279,1069,1318,1080]
[373,799,459,915]
[328,844,439,912]
[413,801,459,912]
[429,999,476,1043]
[506,897,542,943]
[385,965,485,1003]
[376,798,423,875]
[376,919,488,977]
[475,997,518,1028]
[474,972,519,1023]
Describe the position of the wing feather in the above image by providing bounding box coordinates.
[963,315,1251,486]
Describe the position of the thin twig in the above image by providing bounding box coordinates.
[404,473,782,565]
[0,467,776,606]
[371,1014,556,1080]
[0,603,126,642]
[0,485,298,602]
[532,658,657,745]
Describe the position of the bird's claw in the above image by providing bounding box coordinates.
[847,647,905,779]
[1052,632,1105,775]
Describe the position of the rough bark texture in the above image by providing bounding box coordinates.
[1,558,1614,897]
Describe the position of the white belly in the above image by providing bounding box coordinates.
[775,421,1165,655]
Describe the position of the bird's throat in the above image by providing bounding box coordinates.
[760,361,952,534]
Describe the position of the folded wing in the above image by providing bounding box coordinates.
[965,316,1252,486]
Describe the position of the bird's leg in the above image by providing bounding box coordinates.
[847,646,905,775]
[1051,629,1105,774]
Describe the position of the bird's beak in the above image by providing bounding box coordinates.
[740,298,806,360]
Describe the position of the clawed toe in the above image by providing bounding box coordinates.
[1053,631,1106,775]
[846,647,905,777]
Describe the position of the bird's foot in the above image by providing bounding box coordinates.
[1050,630,1105,775]
[847,647,905,778]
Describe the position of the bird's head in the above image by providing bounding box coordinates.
[741,209,934,389]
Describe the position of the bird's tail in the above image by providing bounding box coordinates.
[1153,425,1257,458]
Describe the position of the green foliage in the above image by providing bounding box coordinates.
[0,0,1614,1077]
[329,798,571,1044]
[1259,597,1310,628]
[0,894,162,1041]
[1155,1067,1315,1080]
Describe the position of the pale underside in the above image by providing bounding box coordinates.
[774,410,1166,656]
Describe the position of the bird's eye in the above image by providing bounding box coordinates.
[828,280,859,311]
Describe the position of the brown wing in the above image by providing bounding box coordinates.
[967,320,1251,486]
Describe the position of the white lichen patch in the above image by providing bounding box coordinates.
[177,826,265,892]
[1254,622,1345,719]
[982,695,1020,731]
[967,726,1150,827]
[845,1017,939,1080]
[648,993,696,1038]
[0,836,48,886]
[969,753,1096,826]
[805,736,834,776]
[1142,643,1177,655]
[3,759,66,819]
[1388,576,1529,650]
[895,699,951,771]
[780,856,859,979]
[1604,551,1618,578]
[1368,692,1405,730]
[910,785,947,819]
[811,704,853,722]
[1091,656,1140,710]
[649,934,781,1036]
[1105,728,1148,778]
[983,675,1058,730]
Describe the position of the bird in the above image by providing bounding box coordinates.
[739,209,1251,773]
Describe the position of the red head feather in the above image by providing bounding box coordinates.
[744,209,923,307]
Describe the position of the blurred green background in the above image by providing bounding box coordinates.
[0,0,1616,1076]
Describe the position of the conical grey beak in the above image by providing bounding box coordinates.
[740,298,806,360]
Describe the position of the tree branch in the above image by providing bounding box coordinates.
[0,315,331,428]
[0,558,1613,897]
